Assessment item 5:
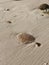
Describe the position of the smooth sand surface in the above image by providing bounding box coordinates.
[0,0,49,65]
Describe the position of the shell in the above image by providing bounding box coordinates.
[16,33,35,44]
[39,3,49,10]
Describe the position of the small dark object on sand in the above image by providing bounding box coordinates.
[6,9,10,11]
[35,42,41,47]
[4,8,10,11]
[41,14,44,16]
[39,3,49,12]
[7,21,12,23]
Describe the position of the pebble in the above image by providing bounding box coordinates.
[7,21,12,23]
[35,42,41,47]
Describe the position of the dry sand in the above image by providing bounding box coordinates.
[0,0,49,65]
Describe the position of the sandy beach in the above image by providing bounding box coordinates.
[0,0,49,65]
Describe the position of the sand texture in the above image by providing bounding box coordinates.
[0,0,49,65]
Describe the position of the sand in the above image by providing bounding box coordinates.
[0,0,49,65]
